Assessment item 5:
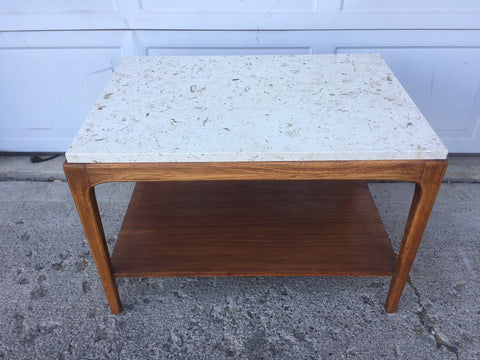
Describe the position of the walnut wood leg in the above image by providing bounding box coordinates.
[64,163,122,314]
[385,160,447,313]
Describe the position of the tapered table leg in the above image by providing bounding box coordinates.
[385,160,447,313]
[64,163,122,314]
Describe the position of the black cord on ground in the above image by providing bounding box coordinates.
[30,154,61,163]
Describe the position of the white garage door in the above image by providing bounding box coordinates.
[1,1,479,153]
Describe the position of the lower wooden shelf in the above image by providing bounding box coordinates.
[111,180,396,278]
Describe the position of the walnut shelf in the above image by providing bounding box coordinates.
[111,180,396,278]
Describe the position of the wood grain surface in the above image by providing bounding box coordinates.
[111,180,396,277]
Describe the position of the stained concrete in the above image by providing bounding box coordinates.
[0,155,479,359]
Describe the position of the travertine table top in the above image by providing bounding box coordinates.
[66,54,447,163]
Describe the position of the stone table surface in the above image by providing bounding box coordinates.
[65,54,447,163]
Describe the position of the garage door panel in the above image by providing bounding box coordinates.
[136,31,317,56]
[0,31,125,152]
[0,0,115,12]
[1,29,479,152]
[139,0,317,13]
[340,0,480,13]
[3,1,479,31]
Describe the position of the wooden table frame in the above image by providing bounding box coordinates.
[64,159,447,314]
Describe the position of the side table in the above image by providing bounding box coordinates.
[64,54,448,314]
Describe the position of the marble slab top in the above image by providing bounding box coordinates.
[66,54,448,163]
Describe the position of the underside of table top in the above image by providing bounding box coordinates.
[66,54,447,164]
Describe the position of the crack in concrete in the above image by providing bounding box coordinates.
[407,277,460,359]
[444,178,480,184]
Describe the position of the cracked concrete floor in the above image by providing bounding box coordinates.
[0,179,479,359]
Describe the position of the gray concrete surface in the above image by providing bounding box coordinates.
[0,155,479,359]
[0,154,66,182]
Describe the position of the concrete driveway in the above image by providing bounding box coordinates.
[0,155,479,359]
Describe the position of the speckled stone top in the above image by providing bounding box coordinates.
[66,54,448,163]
